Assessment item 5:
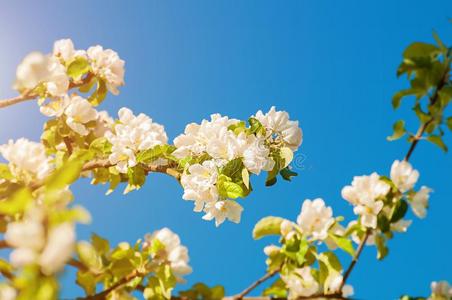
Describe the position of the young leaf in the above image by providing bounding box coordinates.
[252,216,285,240]
[328,234,355,257]
[67,57,91,80]
[427,135,448,152]
[387,120,406,141]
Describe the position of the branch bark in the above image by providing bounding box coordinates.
[0,73,94,109]
[234,269,279,299]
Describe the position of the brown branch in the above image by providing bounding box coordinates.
[67,258,88,272]
[404,64,450,162]
[76,269,143,300]
[63,137,74,155]
[234,269,279,299]
[339,230,370,292]
[0,73,94,109]
[0,240,8,249]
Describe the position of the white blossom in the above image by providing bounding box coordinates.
[242,135,274,175]
[39,223,76,275]
[173,114,239,159]
[390,219,412,233]
[64,95,98,136]
[263,244,280,256]
[280,219,293,237]
[87,45,125,95]
[254,106,302,151]
[181,160,219,211]
[341,173,390,228]
[206,129,248,161]
[53,39,86,62]
[93,110,114,137]
[145,228,192,280]
[14,52,69,97]
[40,96,70,117]
[105,107,168,173]
[411,186,431,218]
[202,200,243,227]
[0,285,17,300]
[429,281,452,299]
[283,267,319,299]
[297,198,334,240]
[390,160,419,192]
[324,273,354,297]
[0,138,53,181]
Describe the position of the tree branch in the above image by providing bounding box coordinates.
[234,269,280,299]
[404,64,450,162]
[339,230,370,291]
[0,73,94,109]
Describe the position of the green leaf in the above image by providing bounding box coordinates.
[219,181,246,199]
[76,271,97,296]
[252,216,285,240]
[387,120,406,141]
[89,137,112,155]
[228,121,246,135]
[390,200,408,223]
[0,188,33,215]
[403,42,439,59]
[88,79,107,106]
[0,164,13,181]
[46,160,83,191]
[413,104,430,124]
[377,214,390,233]
[91,233,110,255]
[295,237,309,265]
[328,234,355,257]
[375,234,389,260]
[427,135,448,152]
[241,168,250,189]
[279,167,297,181]
[262,279,287,298]
[446,117,452,131]
[280,147,293,168]
[248,117,266,136]
[392,89,416,109]
[77,242,103,273]
[179,283,225,300]
[67,57,91,80]
[126,166,146,193]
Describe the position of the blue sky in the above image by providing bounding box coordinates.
[0,1,451,299]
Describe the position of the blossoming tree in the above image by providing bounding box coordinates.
[0,33,450,300]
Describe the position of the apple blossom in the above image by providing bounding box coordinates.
[0,285,17,300]
[296,198,334,240]
[280,219,293,236]
[173,114,239,159]
[87,45,125,95]
[390,160,419,192]
[64,95,98,136]
[181,160,219,211]
[53,38,86,63]
[14,52,69,97]
[254,106,302,151]
[105,107,168,173]
[145,228,192,280]
[390,219,412,233]
[202,199,243,226]
[283,267,319,299]
[40,223,76,275]
[342,172,390,228]
[0,138,53,181]
[411,186,431,218]
[263,244,280,256]
[429,281,452,299]
[242,135,275,175]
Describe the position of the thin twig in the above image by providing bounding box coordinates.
[339,230,370,291]
[0,73,94,109]
[234,269,279,299]
[67,258,88,272]
[404,64,450,162]
[0,240,8,249]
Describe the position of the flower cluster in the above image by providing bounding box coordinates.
[144,227,192,281]
[342,160,430,231]
[5,211,76,275]
[15,38,124,102]
[177,107,302,226]
[105,107,168,173]
[0,138,53,183]
[255,197,353,299]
